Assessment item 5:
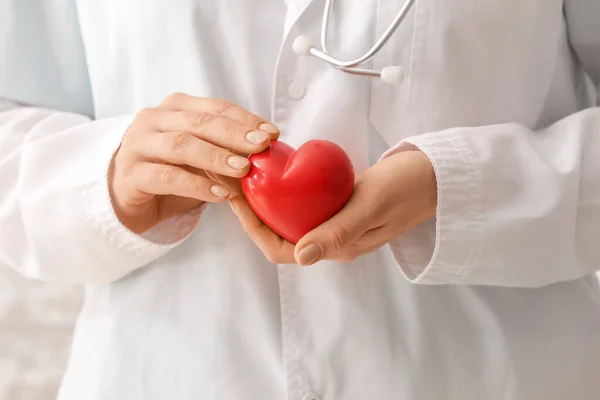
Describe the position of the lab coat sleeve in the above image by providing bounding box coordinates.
[0,103,204,284]
[0,1,203,284]
[381,1,600,288]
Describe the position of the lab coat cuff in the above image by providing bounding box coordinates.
[381,130,484,284]
[83,116,202,269]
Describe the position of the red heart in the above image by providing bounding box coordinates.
[241,140,355,244]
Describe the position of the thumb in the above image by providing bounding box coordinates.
[294,205,369,266]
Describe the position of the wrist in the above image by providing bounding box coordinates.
[418,150,438,220]
[402,149,438,222]
[108,151,154,235]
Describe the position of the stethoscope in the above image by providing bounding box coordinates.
[292,0,416,86]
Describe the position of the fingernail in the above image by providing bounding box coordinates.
[297,243,322,266]
[227,155,250,170]
[259,123,279,134]
[246,130,269,144]
[210,185,230,198]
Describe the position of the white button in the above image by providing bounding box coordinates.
[302,393,321,400]
[288,81,306,100]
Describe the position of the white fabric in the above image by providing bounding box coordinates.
[1,0,600,399]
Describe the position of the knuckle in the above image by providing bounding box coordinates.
[167,132,191,154]
[206,97,222,108]
[211,98,235,114]
[120,126,145,154]
[225,126,242,143]
[190,112,213,130]
[135,107,155,122]
[156,166,177,185]
[203,146,220,166]
[241,113,261,127]
[113,155,134,180]
[327,226,352,253]
[187,175,205,193]
[164,92,186,107]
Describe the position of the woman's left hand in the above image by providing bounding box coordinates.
[229,149,438,266]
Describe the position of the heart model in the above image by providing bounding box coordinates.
[241,140,355,244]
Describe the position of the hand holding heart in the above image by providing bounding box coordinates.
[229,140,438,266]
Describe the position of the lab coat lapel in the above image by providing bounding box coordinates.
[282,0,319,38]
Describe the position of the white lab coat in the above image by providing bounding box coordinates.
[1,0,600,399]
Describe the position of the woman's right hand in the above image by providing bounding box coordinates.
[108,92,279,234]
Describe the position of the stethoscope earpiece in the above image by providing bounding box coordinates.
[292,35,313,57]
[380,66,404,86]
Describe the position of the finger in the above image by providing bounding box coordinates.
[335,227,389,262]
[158,92,280,137]
[133,162,231,202]
[186,166,245,198]
[229,196,296,264]
[141,108,276,154]
[294,197,372,266]
[207,172,244,197]
[140,132,252,178]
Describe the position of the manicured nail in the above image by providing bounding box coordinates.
[297,243,322,266]
[246,130,269,144]
[211,185,230,198]
[227,155,250,170]
[259,123,279,134]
